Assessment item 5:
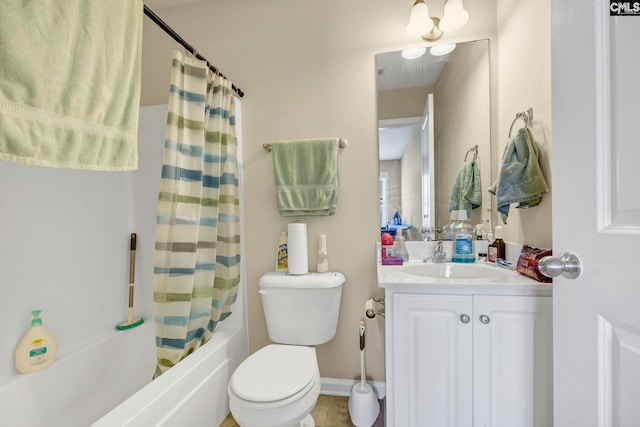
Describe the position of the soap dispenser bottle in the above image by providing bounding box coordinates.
[394,233,409,262]
[15,310,58,374]
[317,234,329,273]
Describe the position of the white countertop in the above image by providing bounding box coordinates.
[378,260,553,296]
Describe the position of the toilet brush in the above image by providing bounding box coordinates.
[116,233,144,330]
[348,320,380,427]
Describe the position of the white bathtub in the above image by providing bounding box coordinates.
[0,321,247,427]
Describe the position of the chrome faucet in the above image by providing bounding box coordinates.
[421,226,443,241]
[423,240,447,263]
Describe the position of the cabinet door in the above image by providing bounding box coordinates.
[392,294,473,427]
[473,296,553,427]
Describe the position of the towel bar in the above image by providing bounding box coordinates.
[263,138,348,152]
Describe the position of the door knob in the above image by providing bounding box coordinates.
[538,252,582,279]
[460,314,471,324]
[479,314,491,324]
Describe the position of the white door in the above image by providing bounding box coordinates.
[552,1,640,425]
[422,93,436,230]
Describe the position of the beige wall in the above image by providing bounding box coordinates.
[377,86,432,121]
[434,40,491,227]
[140,0,501,382]
[496,0,552,248]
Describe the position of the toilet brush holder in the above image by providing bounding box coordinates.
[349,382,380,427]
[348,320,380,427]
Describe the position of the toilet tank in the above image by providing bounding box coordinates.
[259,272,345,345]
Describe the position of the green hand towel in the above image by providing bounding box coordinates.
[488,127,549,224]
[271,138,339,216]
[0,0,143,170]
[449,161,482,218]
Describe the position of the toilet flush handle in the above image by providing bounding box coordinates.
[258,289,273,295]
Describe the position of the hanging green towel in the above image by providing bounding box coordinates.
[488,127,549,224]
[449,161,482,218]
[271,138,340,216]
[0,0,143,170]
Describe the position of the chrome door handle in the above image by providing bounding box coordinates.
[539,252,582,279]
[479,314,490,324]
[460,314,471,324]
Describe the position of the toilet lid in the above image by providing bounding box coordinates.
[230,345,317,403]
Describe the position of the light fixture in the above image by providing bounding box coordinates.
[439,0,469,32]
[429,43,456,56]
[401,47,427,59]
[405,0,469,42]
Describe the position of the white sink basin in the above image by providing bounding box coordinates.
[401,262,506,280]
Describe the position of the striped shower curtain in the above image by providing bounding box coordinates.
[153,50,240,377]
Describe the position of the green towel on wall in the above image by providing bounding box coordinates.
[488,127,549,224]
[271,138,340,216]
[0,0,143,170]
[449,161,482,218]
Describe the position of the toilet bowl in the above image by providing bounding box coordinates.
[228,272,345,427]
[228,345,321,427]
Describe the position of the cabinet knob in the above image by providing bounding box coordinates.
[479,314,491,324]
[460,314,471,324]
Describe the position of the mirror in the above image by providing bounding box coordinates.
[376,39,491,240]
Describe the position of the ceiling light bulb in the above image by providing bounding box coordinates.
[401,47,427,60]
[430,43,456,56]
[439,0,469,32]
[405,0,434,38]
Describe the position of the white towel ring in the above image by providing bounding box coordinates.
[508,107,534,138]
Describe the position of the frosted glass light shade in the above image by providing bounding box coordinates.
[430,43,456,56]
[402,47,427,59]
[439,0,469,32]
[405,0,434,38]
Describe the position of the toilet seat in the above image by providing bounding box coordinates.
[230,345,317,403]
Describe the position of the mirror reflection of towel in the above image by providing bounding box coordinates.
[449,161,482,218]
[488,128,549,224]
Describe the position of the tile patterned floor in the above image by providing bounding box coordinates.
[220,395,384,427]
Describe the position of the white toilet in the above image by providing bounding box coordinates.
[228,271,345,427]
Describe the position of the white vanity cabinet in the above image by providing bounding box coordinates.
[386,291,553,427]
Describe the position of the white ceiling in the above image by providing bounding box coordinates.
[375,49,448,92]
[378,124,422,161]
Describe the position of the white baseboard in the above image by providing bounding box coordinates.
[320,377,386,399]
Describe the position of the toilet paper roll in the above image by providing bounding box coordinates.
[287,223,308,275]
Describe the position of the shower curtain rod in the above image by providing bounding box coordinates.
[143,4,245,98]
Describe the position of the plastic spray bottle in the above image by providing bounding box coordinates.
[276,232,288,272]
